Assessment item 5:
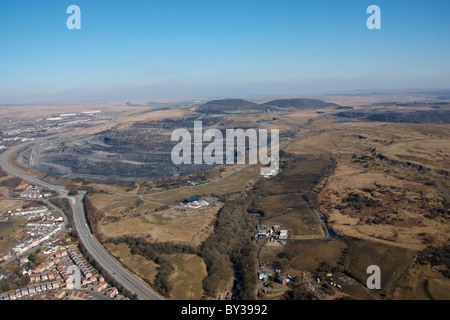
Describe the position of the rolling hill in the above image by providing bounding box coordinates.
[263,98,340,110]
[195,99,275,114]
[195,98,340,114]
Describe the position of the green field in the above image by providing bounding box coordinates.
[345,238,417,294]
[260,239,347,275]
[168,253,207,300]
[104,243,159,284]
[90,193,161,218]
[286,240,347,273]
[0,218,26,253]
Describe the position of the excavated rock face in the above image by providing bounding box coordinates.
[14,116,264,185]
[16,125,214,185]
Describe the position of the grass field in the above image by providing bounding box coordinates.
[286,240,347,273]
[0,218,27,253]
[92,161,260,248]
[100,205,219,247]
[263,208,323,238]
[168,253,207,300]
[103,244,208,300]
[0,198,31,212]
[0,186,9,197]
[260,239,347,276]
[380,138,450,172]
[296,119,450,251]
[319,162,449,250]
[143,165,261,204]
[389,260,450,300]
[104,242,159,284]
[425,278,450,300]
[259,236,421,300]
[0,199,31,254]
[259,194,322,237]
[90,193,160,218]
[255,154,330,239]
[345,237,417,294]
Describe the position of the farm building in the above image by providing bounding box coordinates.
[279,230,288,240]
[183,197,200,204]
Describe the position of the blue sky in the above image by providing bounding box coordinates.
[1,0,450,104]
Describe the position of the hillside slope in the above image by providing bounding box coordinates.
[195,99,275,114]
[263,98,340,110]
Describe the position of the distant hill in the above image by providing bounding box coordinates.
[126,101,169,107]
[195,98,340,114]
[263,98,340,110]
[196,99,275,114]
[336,110,450,124]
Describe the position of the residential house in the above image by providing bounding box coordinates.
[56,265,74,288]
[28,286,36,296]
[54,249,67,259]
[52,282,61,290]
[106,287,118,299]
[88,284,103,293]
[67,290,91,300]
[29,275,39,283]
[21,288,29,298]
[18,256,29,266]
[22,267,32,276]
[54,290,66,299]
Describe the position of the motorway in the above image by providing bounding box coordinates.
[0,142,164,300]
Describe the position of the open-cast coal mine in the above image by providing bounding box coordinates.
[12,116,265,186]
[14,124,216,185]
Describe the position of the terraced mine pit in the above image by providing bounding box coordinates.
[13,116,264,185]
[14,124,215,185]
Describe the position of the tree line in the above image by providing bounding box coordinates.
[200,197,258,300]
[82,196,105,242]
[107,237,197,297]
